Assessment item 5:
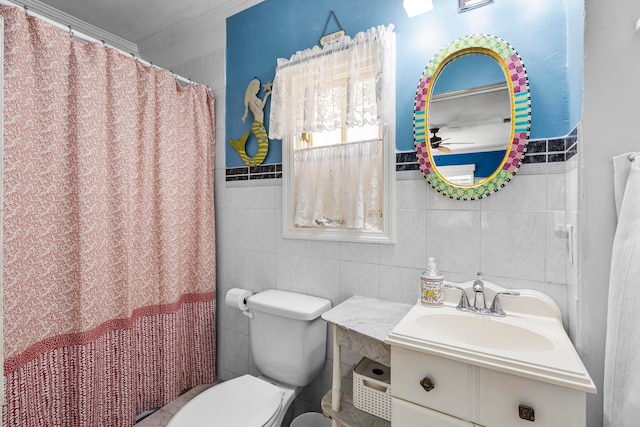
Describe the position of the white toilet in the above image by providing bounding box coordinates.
[168,289,332,427]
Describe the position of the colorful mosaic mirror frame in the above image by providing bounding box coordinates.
[413,34,531,200]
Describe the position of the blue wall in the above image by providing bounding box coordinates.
[566,0,584,131]
[226,0,573,167]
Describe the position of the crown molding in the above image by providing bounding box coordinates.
[8,0,139,55]
[137,0,263,54]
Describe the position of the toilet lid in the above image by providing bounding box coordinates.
[168,375,283,427]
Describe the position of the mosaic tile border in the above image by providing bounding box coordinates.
[225,128,579,181]
[225,164,282,181]
[522,133,578,165]
[396,128,579,172]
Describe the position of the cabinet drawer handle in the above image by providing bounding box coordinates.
[419,377,435,392]
[519,404,535,421]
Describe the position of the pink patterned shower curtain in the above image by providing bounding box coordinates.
[2,6,216,426]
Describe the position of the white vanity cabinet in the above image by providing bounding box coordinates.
[386,280,596,427]
[475,366,586,427]
[391,347,471,421]
[392,398,474,426]
[390,346,587,427]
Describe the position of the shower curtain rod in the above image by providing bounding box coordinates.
[0,0,208,89]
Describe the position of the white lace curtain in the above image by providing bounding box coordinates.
[270,25,395,230]
[294,140,381,229]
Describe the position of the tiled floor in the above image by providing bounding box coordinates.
[135,382,220,426]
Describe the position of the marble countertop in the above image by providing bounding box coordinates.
[321,296,413,342]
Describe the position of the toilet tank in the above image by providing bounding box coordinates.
[246,290,332,387]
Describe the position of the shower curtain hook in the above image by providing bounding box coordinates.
[23,5,28,18]
[68,25,73,38]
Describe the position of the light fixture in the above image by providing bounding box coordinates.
[458,0,493,12]
[403,0,434,17]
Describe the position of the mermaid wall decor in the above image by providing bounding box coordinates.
[229,78,272,166]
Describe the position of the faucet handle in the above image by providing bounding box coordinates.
[444,284,472,311]
[489,291,520,316]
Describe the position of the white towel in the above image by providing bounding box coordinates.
[603,156,640,426]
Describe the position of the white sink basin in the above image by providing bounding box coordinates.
[414,312,556,352]
[386,280,597,393]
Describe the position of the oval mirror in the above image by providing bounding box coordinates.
[413,34,531,200]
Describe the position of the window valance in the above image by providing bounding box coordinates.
[269,24,395,140]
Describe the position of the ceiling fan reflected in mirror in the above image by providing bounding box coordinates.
[429,128,474,153]
[429,128,450,153]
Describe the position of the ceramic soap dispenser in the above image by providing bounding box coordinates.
[421,257,444,307]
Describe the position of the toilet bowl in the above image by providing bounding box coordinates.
[168,290,332,427]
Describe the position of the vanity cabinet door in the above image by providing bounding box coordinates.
[391,347,471,421]
[392,398,473,427]
[476,368,586,427]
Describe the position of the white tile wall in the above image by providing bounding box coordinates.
[276,253,307,294]
[481,210,547,281]
[381,208,426,268]
[426,210,481,273]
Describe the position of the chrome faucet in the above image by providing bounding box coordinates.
[445,273,521,317]
[488,291,521,317]
[472,272,487,312]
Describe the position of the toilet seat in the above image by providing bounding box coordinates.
[167,375,284,427]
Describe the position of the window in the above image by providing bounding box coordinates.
[270,25,396,244]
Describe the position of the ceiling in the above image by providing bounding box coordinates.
[33,0,256,47]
